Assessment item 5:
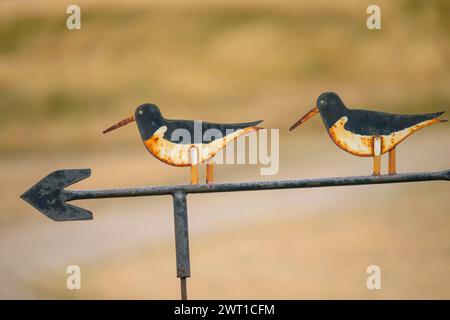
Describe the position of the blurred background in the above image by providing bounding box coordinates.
[0,0,449,299]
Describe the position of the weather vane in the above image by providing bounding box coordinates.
[20,95,449,300]
[289,92,446,175]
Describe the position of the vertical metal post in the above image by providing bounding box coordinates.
[172,191,190,300]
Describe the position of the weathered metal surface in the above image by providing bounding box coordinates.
[172,192,190,279]
[328,116,441,156]
[21,168,450,221]
[68,169,450,200]
[102,115,135,134]
[328,116,375,157]
[289,92,446,157]
[373,137,381,176]
[143,125,259,167]
[389,148,396,175]
[20,167,450,300]
[103,103,263,166]
[289,106,318,131]
[20,169,93,221]
[180,278,187,300]
[206,161,214,184]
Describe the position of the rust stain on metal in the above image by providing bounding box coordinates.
[144,126,260,167]
[289,107,318,131]
[328,117,374,156]
[379,118,441,154]
[328,116,441,157]
[102,115,135,134]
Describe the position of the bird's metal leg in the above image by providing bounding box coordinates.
[373,136,381,176]
[388,147,396,175]
[206,159,214,184]
[190,147,199,185]
[190,166,198,185]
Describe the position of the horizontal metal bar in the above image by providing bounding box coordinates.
[66,169,450,201]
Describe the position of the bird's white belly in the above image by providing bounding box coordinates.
[143,126,259,166]
[328,116,439,157]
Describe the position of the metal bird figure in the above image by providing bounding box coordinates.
[103,103,262,183]
[289,92,446,175]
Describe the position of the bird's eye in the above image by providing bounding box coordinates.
[320,100,325,105]
[138,110,144,115]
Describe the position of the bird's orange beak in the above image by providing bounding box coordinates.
[289,107,318,131]
[102,115,135,134]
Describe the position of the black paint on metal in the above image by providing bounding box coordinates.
[20,169,93,221]
[66,169,450,201]
[172,191,190,278]
[172,191,190,300]
[309,92,446,135]
[21,169,450,221]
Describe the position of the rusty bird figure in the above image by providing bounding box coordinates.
[289,92,446,175]
[103,103,262,183]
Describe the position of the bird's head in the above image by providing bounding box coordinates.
[102,103,163,140]
[289,92,346,131]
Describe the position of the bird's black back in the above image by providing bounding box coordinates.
[344,109,445,135]
[162,119,263,144]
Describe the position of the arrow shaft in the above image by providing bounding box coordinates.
[66,169,450,201]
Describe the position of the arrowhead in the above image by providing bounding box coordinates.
[21,169,93,221]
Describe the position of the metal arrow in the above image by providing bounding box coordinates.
[20,168,450,299]
[20,169,93,221]
[21,168,450,218]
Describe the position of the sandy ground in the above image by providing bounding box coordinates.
[0,129,449,299]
